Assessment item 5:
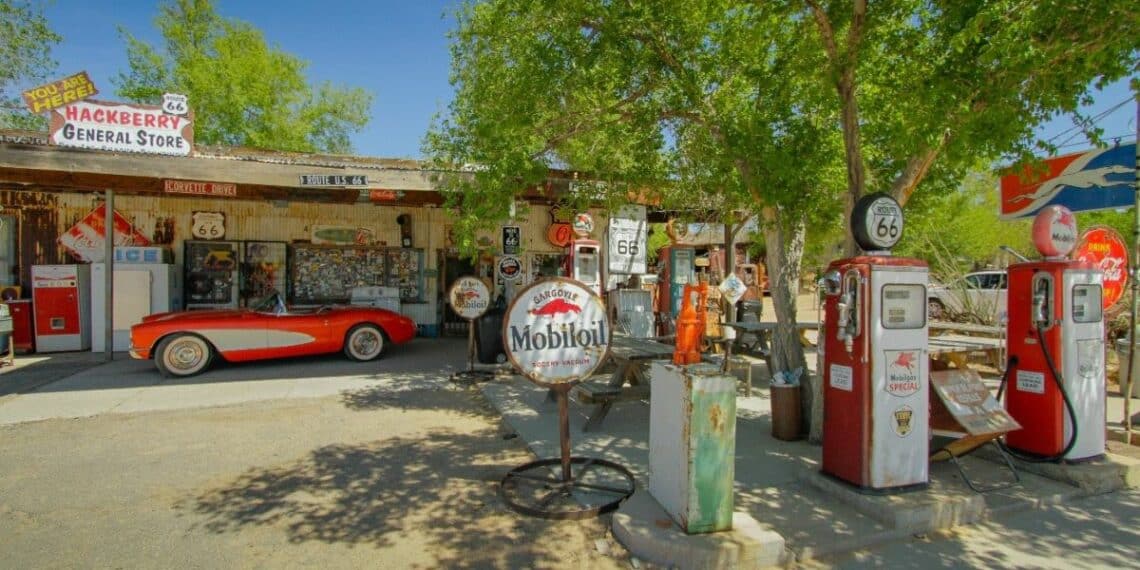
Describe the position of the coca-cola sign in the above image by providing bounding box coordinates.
[1075,226,1129,309]
[504,278,611,387]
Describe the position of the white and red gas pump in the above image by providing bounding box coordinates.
[560,213,603,296]
[820,193,930,492]
[1002,205,1105,462]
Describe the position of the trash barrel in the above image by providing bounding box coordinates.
[475,307,506,364]
[770,383,802,441]
[1115,336,1140,398]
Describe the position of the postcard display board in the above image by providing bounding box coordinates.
[289,244,427,329]
[184,240,240,309]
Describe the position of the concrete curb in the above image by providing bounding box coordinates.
[798,470,986,534]
[974,447,1140,494]
[611,491,787,570]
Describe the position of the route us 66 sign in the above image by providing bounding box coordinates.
[191,211,226,240]
[851,193,904,252]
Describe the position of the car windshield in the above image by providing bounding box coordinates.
[252,291,286,313]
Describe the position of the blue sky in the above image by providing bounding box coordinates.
[40,0,1136,160]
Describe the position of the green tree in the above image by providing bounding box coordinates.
[805,0,1139,253]
[427,1,847,401]
[427,1,1137,439]
[0,0,60,130]
[115,0,372,153]
[899,169,1034,281]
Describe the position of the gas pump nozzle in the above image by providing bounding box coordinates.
[1031,276,1052,329]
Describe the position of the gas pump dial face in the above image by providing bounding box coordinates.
[852,193,904,252]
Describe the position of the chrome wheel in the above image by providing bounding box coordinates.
[344,324,385,361]
[156,334,213,377]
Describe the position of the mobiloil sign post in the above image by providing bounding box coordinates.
[820,193,930,492]
[498,278,635,519]
[1002,206,1106,462]
[447,276,494,382]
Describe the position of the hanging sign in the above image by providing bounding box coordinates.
[1075,225,1128,309]
[608,204,647,274]
[504,278,611,387]
[502,226,521,255]
[718,273,747,306]
[448,276,491,320]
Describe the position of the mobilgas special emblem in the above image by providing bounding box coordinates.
[884,349,921,397]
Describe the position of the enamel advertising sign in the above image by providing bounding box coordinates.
[58,204,151,262]
[448,276,491,320]
[999,144,1136,220]
[504,278,611,387]
[1075,226,1129,309]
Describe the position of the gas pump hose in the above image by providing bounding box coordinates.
[995,326,1080,463]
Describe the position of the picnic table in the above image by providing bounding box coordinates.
[569,333,675,431]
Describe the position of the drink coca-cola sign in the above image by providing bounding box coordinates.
[1075,225,1129,309]
[504,278,611,387]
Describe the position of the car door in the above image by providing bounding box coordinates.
[264,308,339,357]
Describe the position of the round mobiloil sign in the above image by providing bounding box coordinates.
[503,277,611,387]
[448,276,491,320]
[1031,205,1078,258]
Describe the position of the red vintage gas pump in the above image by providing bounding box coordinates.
[564,239,603,296]
[820,194,930,491]
[1003,205,1105,461]
[558,213,604,296]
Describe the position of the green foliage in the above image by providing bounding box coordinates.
[425,1,847,259]
[898,170,1033,281]
[115,0,372,153]
[0,0,60,130]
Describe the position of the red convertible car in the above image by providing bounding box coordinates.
[130,292,417,377]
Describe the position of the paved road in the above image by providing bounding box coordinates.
[1,332,1138,569]
[0,338,633,569]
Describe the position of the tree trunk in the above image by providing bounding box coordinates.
[761,210,812,437]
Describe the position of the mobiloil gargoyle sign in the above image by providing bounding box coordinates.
[504,277,611,386]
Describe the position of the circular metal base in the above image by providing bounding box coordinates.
[499,456,635,520]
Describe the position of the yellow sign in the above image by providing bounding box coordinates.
[22,71,99,113]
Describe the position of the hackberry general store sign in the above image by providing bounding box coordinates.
[504,278,611,387]
[49,97,193,156]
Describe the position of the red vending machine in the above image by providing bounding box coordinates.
[32,264,92,352]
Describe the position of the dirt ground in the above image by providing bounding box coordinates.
[0,379,638,569]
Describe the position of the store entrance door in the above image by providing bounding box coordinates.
[440,252,477,337]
